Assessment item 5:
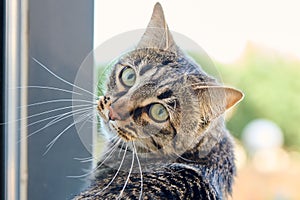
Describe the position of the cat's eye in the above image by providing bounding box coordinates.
[149,103,169,123]
[120,67,136,87]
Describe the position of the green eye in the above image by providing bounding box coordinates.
[149,103,169,123]
[120,67,136,87]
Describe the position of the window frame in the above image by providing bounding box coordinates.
[4,0,94,199]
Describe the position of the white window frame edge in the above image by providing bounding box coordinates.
[5,0,28,199]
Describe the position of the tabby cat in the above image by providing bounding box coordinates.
[75,2,243,199]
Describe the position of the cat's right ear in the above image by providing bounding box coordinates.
[195,86,244,119]
[217,87,244,111]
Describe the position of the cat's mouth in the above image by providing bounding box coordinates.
[109,122,136,142]
[109,121,137,141]
[97,96,137,141]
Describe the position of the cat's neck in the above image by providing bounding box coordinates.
[178,116,236,196]
[197,116,231,156]
[180,115,235,169]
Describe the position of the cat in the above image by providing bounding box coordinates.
[75,2,243,199]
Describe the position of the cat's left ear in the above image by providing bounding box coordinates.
[137,3,178,53]
[196,86,244,118]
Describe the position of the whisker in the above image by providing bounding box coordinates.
[26,104,94,128]
[133,142,143,200]
[75,114,96,133]
[21,98,96,108]
[44,110,93,155]
[77,134,121,164]
[99,137,122,158]
[23,107,93,141]
[182,82,219,89]
[118,145,135,199]
[105,134,119,142]
[9,104,95,127]
[67,138,122,178]
[77,157,94,163]
[74,156,94,162]
[73,113,101,159]
[1,103,95,126]
[118,141,126,157]
[46,107,93,128]
[81,114,98,125]
[96,143,128,195]
[32,57,98,98]
[15,85,83,95]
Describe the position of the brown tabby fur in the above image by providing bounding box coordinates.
[75,2,243,200]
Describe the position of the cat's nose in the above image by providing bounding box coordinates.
[108,106,121,121]
[108,97,133,121]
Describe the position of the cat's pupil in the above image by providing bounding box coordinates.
[128,74,134,79]
[158,109,163,115]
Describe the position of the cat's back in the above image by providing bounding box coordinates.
[76,134,235,200]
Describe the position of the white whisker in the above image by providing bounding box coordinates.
[67,138,122,178]
[1,104,95,127]
[133,142,143,200]
[24,107,93,141]
[28,105,93,125]
[26,104,93,127]
[75,114,95,133]
[22,98,96,108]
[99,137,122,158]
[96,143,128,195]
[118,146,135,199]
[46,107,93,128]
[32,57,98,98]
[15,85,83,95]
[78,158,94,163]
[74,156,94,161]
[44,110,93,155]
[118,141,126,157]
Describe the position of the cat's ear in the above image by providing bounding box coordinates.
[137,3,178,52]
[220,87,244,110]
[196,86,244,119]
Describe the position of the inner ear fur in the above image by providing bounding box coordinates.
[196,86,244,119]
[222,87,244,110]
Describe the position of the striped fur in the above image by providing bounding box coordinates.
[75,3,243,200]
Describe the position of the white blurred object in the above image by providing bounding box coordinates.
[242,119,289,173]
[242,119,284,155]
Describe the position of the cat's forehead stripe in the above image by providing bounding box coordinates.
[139,64,153,76]
[114,91,128,99]
[157,89,173,100]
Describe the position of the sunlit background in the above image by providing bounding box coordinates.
[94,0,300,199]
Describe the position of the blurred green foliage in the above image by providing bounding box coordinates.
[193,43,300,150]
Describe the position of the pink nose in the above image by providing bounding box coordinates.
[108,107,121,121]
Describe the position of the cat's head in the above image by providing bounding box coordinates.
[97,3,243,156]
